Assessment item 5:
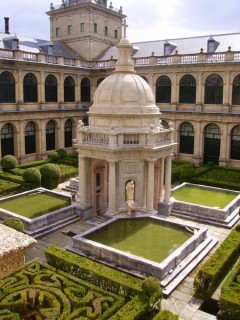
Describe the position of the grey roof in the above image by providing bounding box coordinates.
[99,33,240,60]
[0,33,76,58]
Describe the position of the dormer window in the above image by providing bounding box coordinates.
[164,43,171,56]
[12,38,19,50]
[207,36,219,53]
[164,40,177,56]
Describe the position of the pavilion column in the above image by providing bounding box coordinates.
[146,159,155,212]
[164,155,172,204]
[78,155,87,206]
[108,160,117,214]
[159,157,165,201]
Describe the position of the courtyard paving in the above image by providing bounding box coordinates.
[24,182,239,320]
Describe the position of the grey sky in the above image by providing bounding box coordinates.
[1,0,239,42]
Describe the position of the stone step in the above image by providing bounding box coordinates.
[27,215,80,238]
[162,237,218,296]
[171,209,239,228]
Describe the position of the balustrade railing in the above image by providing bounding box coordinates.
[1,47,240,68]
[83,132,109,145]
[123,134,139,145]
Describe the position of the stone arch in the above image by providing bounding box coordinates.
[203,123,221,165]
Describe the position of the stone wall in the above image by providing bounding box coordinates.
[0,225,37,278]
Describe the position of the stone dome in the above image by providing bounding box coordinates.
[89,37,160,115]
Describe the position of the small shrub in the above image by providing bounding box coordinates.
[48,151,60,162]
[1,155,18,170]
[56,148,67,158]
[141,277,162,311]
[2,217,24,233]
[23,168,41,187]
[179,163,195,182]
[40,163,61,189]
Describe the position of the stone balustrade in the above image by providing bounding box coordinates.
[1,47,239,69]
[77,129,172,149]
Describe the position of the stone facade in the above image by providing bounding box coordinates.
[0,1,240,167]
[0,224,36,277]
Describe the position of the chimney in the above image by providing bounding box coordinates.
[4,17,10,34]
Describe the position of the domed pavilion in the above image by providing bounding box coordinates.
[74,34,176,216]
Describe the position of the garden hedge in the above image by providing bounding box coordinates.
[40,163,61,189]
[217,259,240,320]
[194,226,240,298]
[153,310,179,320]
[45,245,142,300]
[2,217,25,233]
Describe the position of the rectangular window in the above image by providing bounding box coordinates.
[68,25,72,35]
[80,23,85,32]
[94,23,97,33]
[105,26,108,36]
[114,29,118,39]
[56,27,60,37]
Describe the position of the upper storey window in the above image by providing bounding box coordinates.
[56,27,60,37]
[68,25,72,35]
[80,23,85,32]
[94,23,98,33]
[104,26,108,36]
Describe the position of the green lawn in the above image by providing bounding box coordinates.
[0,192,71,218]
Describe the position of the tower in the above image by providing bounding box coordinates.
[47,0,125,60]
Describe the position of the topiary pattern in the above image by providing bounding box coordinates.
[1,155,18,170]
[2,217,24,233]
[40,163,61,189]
[23,167,41,187]
[0,261,123,320]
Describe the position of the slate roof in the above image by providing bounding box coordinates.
[1,31,240,61]
[99,32,240,60]
[0,32,76,58]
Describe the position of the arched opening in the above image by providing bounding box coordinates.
[204,74,223,104]
[156,75,171,103]
[25,121,36,154]
[230,125,240,160]
[45,74,57,102]
[232,74,240,105]
[97,77,105,87]
[64,119,73,148]
[1,123,14,156]
[81,77,91,102]
[179,122,194,154]
[204,123,221,165]
[179,74,196,103]
[64,76,75,102]
[0,71,15,103]
[46,120,55,151]
[23,73,38,102]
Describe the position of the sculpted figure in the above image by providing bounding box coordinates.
[126,180,135,201]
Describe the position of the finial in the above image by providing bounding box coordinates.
[122,19,128,38]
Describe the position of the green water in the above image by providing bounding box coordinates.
[86,218,192,263]
[172,185,237,209]
[0,192,70,218]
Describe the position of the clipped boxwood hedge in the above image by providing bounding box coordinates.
[218,259,240,320]
[18,159,50,169]
[194,226,240,298]
[45,245,142,300]
[153,310,179,320]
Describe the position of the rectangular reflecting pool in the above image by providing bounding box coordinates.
[172,183,240,226]
[72,216,208,281]
[86,218,192,263]
[172,184,237,209]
